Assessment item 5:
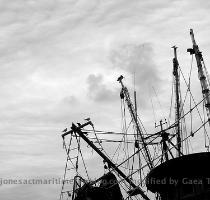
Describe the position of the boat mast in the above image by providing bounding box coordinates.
[62,121,151,200]
[172,46,182,157]
[117,75,154,170]
[188,29,210,124]
[134,85,143,185]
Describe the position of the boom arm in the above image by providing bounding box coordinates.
[66,122,151,200]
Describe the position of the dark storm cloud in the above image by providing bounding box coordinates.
[111,43,161,85]
[110,43,163,106]
[87,74,118,102]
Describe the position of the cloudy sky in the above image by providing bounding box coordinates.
[1,0,210,199]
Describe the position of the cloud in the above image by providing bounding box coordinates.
[110,43,163,107]
[0,176,61,200]
[1,1,210,200]
[87,74,118,102]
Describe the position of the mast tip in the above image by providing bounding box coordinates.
[190,29,193,34]
[117,75,124,82]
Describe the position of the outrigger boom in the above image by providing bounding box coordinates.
[62,121,150,200]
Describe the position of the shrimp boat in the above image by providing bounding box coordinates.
[59,29,210,200]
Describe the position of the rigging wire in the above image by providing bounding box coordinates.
[151,97,157,124]
[101,93,206,188]
[62,99,209,200]
[137,115,158,163]
[118,97,127,165]
[91,123,112,159]
[169,73,174,122]
[152,86,165,119]
[75,134,90,181]
[60,134,81,200]
[98,92,210,190]
[119,92,209,167]
[122,98,131,171]
[61,71,210,199]
[202,101,210,151]
[108,119,209,191]
[74,134,90,181]
[131,119,209,186]
[179,65,210,146]
[82,129,156,136]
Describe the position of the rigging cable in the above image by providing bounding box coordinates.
[151,97,157,124]
[60,134,77,200]
[82,129,156,136]
[75,134,90,181]
[105,119,209,194]
[122,98,131,172]
[169,73,174,125]
[152,86,165,119]
[102,94,210,189]
[179,65,210,146]
[202,100,210,151]
[63,92,210,199]
[91,123,111,159]
[112,119,209,189]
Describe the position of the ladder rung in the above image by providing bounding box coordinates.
[67,168,76,170]
[68,156,77,160]
[70,147,78,151]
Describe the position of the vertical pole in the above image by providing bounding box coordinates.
[172,46,182,157]
[134,90,142,185]
[189,29,210,124]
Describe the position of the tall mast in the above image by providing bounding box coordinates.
[117,75,154,170]
[172,46,182,157]
[134,87,143,184]
[188,29,210,124]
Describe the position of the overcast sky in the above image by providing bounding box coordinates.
[1,0,210,200]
